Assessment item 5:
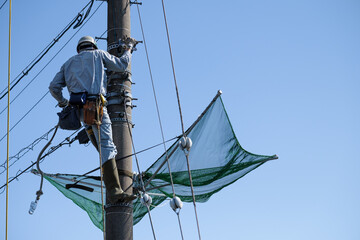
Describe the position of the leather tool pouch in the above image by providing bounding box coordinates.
[83,99,103,125]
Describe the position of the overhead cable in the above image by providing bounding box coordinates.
[0,133,178,193]
[0,1,104,138]
[0,128,81,193]
[135,2,184,239]
[0,126,57,175]
[0,0,94,100]
[160,0,202,239]
[0,0,7,10]
[123,99,157,240]
[0,91,49,143]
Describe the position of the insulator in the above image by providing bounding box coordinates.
[170,196,183,211]
[29,200,37,215]
[179,136,192,151]
[141,193,152,207]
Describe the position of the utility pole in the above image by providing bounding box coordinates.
[106,0,133,239]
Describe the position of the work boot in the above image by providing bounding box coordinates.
[102,158,136,203]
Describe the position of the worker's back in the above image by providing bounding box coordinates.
[62,49,107,96]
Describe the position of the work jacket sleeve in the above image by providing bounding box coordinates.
[101,50,132,72]
[49,65,67,104]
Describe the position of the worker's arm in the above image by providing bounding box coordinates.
[101,49,132,72]
[49,65,68,107]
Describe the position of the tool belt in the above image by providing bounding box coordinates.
[83,95,103,125]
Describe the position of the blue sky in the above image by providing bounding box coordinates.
[0,0,359,239]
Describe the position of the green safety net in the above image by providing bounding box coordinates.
[41,93,277,231]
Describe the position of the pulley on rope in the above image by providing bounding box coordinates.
[179,136,192,151]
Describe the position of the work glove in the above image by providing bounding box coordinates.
[119,37,139,53]
[58,99,69,108]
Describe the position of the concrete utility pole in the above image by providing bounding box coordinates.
[106,0,133,239]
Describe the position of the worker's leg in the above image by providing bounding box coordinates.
[89,107,123,203]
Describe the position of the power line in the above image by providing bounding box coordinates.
[0,1,105,138]
[0,91,49,143]
[0,128,81,192]
[0,0,94,100]
[0,0,7,10]
[0,126,57,175]
[160,0,202,238]
[135,2,184,239]
[0,134,178,193]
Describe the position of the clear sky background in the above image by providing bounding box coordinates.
[0,0,359,239]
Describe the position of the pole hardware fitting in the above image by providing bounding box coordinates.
[105,202,133,209]
[109,111,130,119]
[179,136,192,151]
[95,37,107,41]
[107,82,131,91]
[107,98,136,108]
[123,90,138,101]
[110,117,134,127]
[130,1,142,5]
[107,71,132,83]
[126,99,137,109]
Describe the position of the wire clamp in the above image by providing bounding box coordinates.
[130,1,142,5]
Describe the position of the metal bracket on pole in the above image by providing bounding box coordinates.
[130,1,142,5]
[95,37,107,41]
[105,202,133,209]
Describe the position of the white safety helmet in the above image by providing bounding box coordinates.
[77,36,98,53]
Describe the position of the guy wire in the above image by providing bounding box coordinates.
[160,0,202,239]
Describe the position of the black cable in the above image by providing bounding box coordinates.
[123,98,157,240]
[0,1,104,139]
[136,2,184,239]
[0,126,57,175]
[0,0,94,100]
[80,136,178,177]
[0,134,177,193]
[160,0,202,238]
[35,125,59,201]
[0,91,49,143]
[0,128,81,192]
[0,0,7,10]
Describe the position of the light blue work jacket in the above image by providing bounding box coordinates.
[49,49,131,103]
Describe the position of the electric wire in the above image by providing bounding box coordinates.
[5,0,11,239]
[0,128,177,189]
[0,91,49,143]
[0,128,81,192]
[0,0,7,10]
[35,125,59,202]
[135,2,184,239]
[160,0,202,239]
[0,126,57,175]
[0,0,94,100]
[123,99,157,240]
[0,0,100,116]
[80,136,178,177]
[0,0,104,139]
